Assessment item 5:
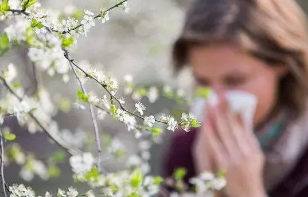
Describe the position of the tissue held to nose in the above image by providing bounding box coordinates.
[190,90,258,129]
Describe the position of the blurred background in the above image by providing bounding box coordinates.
[1,0,308,195]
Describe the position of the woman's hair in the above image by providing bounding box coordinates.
[173,0,308,118]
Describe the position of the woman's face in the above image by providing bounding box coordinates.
[188,43,286,126]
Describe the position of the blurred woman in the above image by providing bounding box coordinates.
[162,0,308,196]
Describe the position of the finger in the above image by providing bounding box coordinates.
[226,112,251,156]
[194,121,214,173]
[205,110,228,170]
[209,103,238,162]
[229,113,260,154]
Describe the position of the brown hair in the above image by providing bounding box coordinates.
[173,0,308,118]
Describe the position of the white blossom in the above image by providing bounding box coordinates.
[6,63,17,82]
[124,74,133,83]
[122,2,129,13]
[67,187,78,197]
[167,116,178,131]
[58,189,66,197]
[101,95,111,110]
[144,115,155,127]
[126,155,142,166]
[4,17,29,41]
[80,10,95,36]
[33,160,48,180]
[20,167,34,182]
[132,92,142,101]
[69,152,94,175]
[163,85,172,93]
[97,109,107,120]
[44,191,52,197]
[211,178,226,190]
[134,130,142,139]
[101,11,110,23]
[135,102,146,115]
[119,97,125,104]
[88,92,99,103]
[141,151,150,160]
[139,140,151,150]
[147,87,159,103]
[86,190,95,197]
[123,113,136,131]
[73,102,86,110]
[177,88,185,97]
[9,184,35,197]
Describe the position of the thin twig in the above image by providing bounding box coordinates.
[64,50,104,172]
[7,0,128,35]
[7,9,30,16]
[63,50,167,125]
[0,76,81,156]
[63,0,128,34]
[0,129,7,197]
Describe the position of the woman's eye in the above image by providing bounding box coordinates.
[196,78,210,86]
[224,77,247,87]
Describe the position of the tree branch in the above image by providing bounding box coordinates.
[63,0,128,34]
[0,76,81,156]
[6,0,128,35]
[65,51,104,172]
[63,50,167,125]
[0,129,7,197]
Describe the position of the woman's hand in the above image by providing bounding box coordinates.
[193,95,266,197]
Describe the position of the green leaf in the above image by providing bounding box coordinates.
[164,91,174,99]
[110,105,117,116]
[84,167,100,182]
[130,170,143,189]
[0,33,10,56]
[151,128,162,135]
[31,19,44,29]
[59,97,72,113]
[4,130,16,141]
[195,87,212,98]
[190,119,201,128]
[61,36,74,47]
[102,134,111,147]
[48,165,60,178]
[52,151,65,163]
[216,169,227,178]
[128,192,141,197]
[72,10,83,20]
[114,149,126,158]
[25,27,37,46]
[22,0,37,10]
[174,167,187,181]
[12,82,21,89]
[9,145,21,159]
[76,89,89,103]
[136,88,147,96]
[110,184,118,193]
[0,0,10,13]
[0,107,2,114]
[153,176,164,185]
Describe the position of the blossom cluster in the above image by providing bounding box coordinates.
[0,0,226,196]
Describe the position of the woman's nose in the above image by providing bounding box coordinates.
[211,85,225,94]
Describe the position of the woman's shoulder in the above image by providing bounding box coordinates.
[270,143,308,197]
[171,127,198,146]
[162,128,198,181]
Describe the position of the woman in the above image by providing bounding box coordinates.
[162,0,308,196]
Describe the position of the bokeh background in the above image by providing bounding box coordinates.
[1,0,308,195]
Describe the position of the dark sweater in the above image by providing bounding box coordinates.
[163,128,308,197]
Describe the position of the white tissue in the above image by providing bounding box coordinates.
[190,90,258,129]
